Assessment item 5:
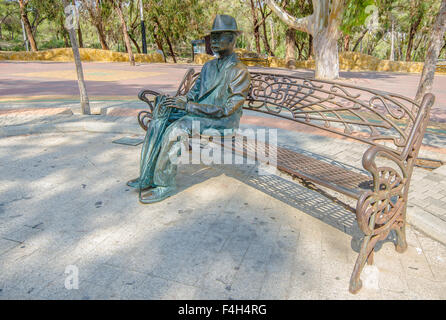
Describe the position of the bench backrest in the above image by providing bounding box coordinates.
[177,68,434,159]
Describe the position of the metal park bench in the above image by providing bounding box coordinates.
[137,68,435,294]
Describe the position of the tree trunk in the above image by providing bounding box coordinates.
[30,12,45,38]
[412,34,426,61]
[441,38,446,56]
[259,2,274,56]
[415,0,446,103]
[314,29,339,79]
[398,32,404,60]
[63,0,90,115]
[367,31,383,56]
[390,19,395,61]
[261,21,273,56]
[96,22,109,50]
[18,0,38,51]
[250,0,261,54]
[270,19,275,52]
[406,14,423,61]
[295,38,304,60]
[60,16,70,47]
[164,33,176,63]
[285,28,296,68]
[84,0,109,50]
[20,18,29,51]
[352,28,368,52]
[78,25,84,48]
[154,17,176,63]
[63,33,69,47]
[129,32,141,54]
[344,34,350,51]
[267,0,344,80]
[94,0,109,50]
[308,34,313,59]
[152,27,166,62]
[114,1,135,66]
[395,31,401,60]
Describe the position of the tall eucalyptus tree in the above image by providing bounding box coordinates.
[266,0,373,79]
[416,0,446,103]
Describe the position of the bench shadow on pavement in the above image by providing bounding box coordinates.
[174,158,398,255]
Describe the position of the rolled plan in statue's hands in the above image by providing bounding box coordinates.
[163,96,186,110]
[173,96,187,110]
[160,96,175,108]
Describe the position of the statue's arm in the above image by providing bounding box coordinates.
[167,68,203,110]
[185,67,251,118]
[185,65,205,102]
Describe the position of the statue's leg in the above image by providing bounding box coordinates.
[139,116,192,203]
[127,120,160,190]
[129,108,184,191]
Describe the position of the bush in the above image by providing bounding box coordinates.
[0,39,25,51]
[11,43,25,51]
[88,43,103,49]
[40,38,66,50]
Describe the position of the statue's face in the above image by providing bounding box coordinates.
[210,32,236,56]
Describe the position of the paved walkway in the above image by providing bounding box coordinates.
[1,108,446,241]
[1,130,445,299]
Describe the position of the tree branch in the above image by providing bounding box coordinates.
[265,0,313,34]
[0,12,13,25]
[328,0,345,35]
[253,11,272,29]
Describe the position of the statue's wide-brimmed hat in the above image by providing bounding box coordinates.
[208,15,242,35]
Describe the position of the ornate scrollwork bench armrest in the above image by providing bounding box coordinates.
[137,89,161,131]
[350,93,434,294]
[350,145,409,294]
[136,68,198,132]
[357,145,407,236]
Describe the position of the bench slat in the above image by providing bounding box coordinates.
[220,136,373,199]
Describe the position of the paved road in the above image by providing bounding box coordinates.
[1,61,446,123]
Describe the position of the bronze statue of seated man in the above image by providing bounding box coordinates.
[127,15,251,203]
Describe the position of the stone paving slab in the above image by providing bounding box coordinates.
[0,131,446,300]
[1,111,446,245]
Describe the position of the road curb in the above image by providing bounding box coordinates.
[0,119,141,138]
[407,205,446,245]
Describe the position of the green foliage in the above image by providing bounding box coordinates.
[341,0,375,34]
[88,42,103,49]
[0,0,440,63]
[39,37,66,50]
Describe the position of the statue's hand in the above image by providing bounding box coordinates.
[162,96,186,110]
[173,96,187,110]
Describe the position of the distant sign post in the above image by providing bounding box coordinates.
[191,39,205,61]
[139,0,147,54]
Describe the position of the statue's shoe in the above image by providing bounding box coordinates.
[139,186,176,204]
[126,178,154,190]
